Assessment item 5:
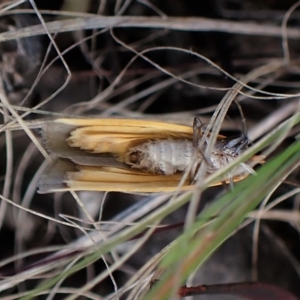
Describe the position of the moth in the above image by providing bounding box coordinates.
[38,118,263,193]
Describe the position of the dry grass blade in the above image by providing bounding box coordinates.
[2,16,300,41]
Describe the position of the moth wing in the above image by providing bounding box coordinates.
[65,166,251,192]
[41,120,126,168]
[54,118,193,157]
[38,158,193,193]
[39,118,251,193]
[39,118,194,193]
[38,160,250,194]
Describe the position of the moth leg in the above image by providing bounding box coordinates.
[226,99,250,155]
[190,117,211,184]
[189,162,200,184]
[236,137,249,154]
[193,117,204,148]
[222,134,249,156]
[229,175,235,189]
[224,135,247,149]
[221,174,235,190]
[222,181,229,191]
